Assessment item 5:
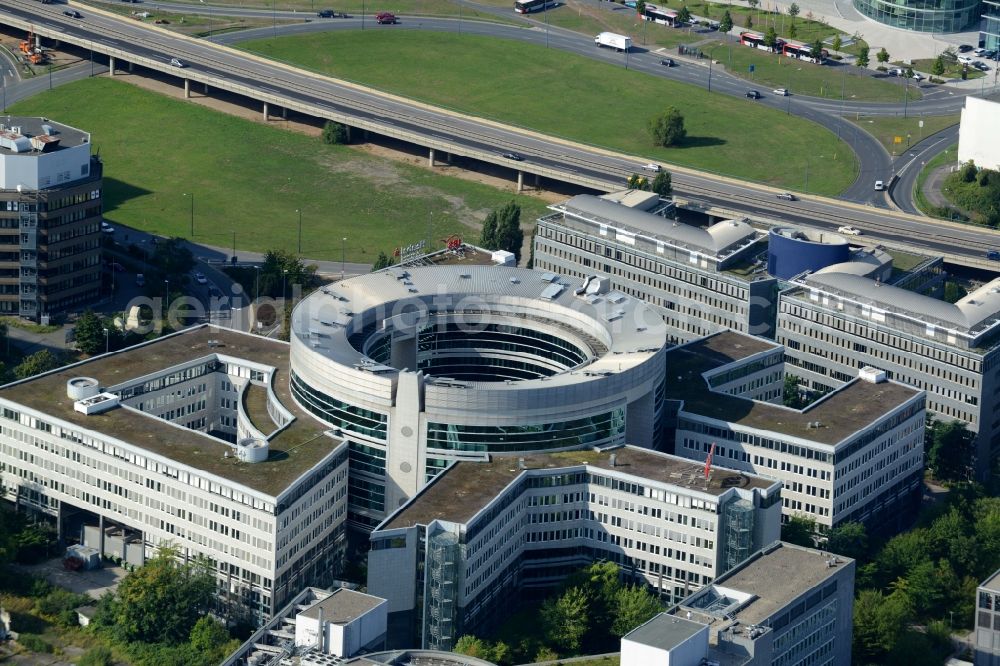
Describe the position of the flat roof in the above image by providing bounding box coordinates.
[623,613,706,650]
[298,588,385,623]
[681,543,850,626]
[667,331,921,445]
[0,116,90,154]
[381,446,777,530]
[0,326,339,497]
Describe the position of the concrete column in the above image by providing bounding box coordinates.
[128,61,134,73]
[184,79,190,99]
[428,148,435,167]
[262,102,269,121]
[345,125,352,142]
[445,152,452,164]
[98,514,105,557]
[534,173,540,188]
[282,107,287,119]
[517,170,524,192]
[108,56,115,76]
[363,129,369,141]
[204,82,209,94]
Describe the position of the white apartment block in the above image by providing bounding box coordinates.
[0,326,349,623]
[367,446,781,651]
[668,331,926,532]
[777,270,1000,477]
[625,542,855,666]
[533,194,777,343]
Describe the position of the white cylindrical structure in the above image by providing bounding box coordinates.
[235,438,269,463]
[66,377,100,400]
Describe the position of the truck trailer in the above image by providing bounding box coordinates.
[595,32,631,52]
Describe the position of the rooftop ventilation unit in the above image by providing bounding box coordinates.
[73,393,120,415]
[66,377,100,400]
[858,366,886,384]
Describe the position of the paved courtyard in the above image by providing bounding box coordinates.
[13,558,126,601]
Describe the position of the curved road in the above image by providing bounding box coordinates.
[3,0,997,264]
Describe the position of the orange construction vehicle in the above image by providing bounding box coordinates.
[19,30,46,65]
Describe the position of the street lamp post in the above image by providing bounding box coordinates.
[282,269,288,301]
[341,237,347,280]
[184,192,194,236]
[296,208,302,254]
[103,328,109,355]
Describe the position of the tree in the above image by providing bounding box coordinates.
[788,2,799,18]
[480,201,524,262]
[647,107,686,147]
[13,349,60,380]
[74,310,107,355]
[78,647,114,666]
[905,66,914,78]
[611,584,662,637]
[925,419,974,481]
[877,47,890,64]
[257,249,317,298]
[831,35,842,52]
[960,160,978,183]
[782,374,805,408]
[855,45,869,69]
[454,635,490,658]
[627,173,650,190]
[635,0,646,16]
[719,10,733,33]
[150,238,195,282]
[764,26,778,50]
[677,4,691,23]
[371,250,394,272]
[541,586,590,654]
[931,55,945,76]
[96,546,215,644]
[940,46,958,64]
[651,170,672,197]
[745,14,753,29]
[747,0,759,9]
[534,646,559,662]
[189,615,231,662]
[853,589,913,663]
[321,121,348,145]
[788,23,796,39]
[809,39,824,60]
[781,515,815,547]
[827,522,868,561]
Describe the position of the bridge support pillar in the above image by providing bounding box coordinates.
[282,107,287,119]
[262,103,269,121]
[204,83,210,94]
[445,152,452,164]
[517,170,524,193]
[428,148,435,167]
[534,173,540,189]
[184,79,191,99]
[108,57,116,76]
[128,61,134,73]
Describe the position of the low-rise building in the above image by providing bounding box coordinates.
[623,541,855,666]
[668,331,926,531]
[0,325,349,623]
[976,568,1000,665]
[367,446,782,651]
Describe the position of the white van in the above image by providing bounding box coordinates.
[874,180,885,191]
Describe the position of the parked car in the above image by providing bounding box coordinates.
[659,58,676,67]
[958,55,974,64]
[974,62,990,71]
[959,44,974,53]
[772,88,788,96]
[974,47,986,55]
[317,9,338,16]
[874,179,885,191]
[63,10,83,18]
[911,72,925,81]
[746,89,761,99]
[837,226,862,236]
[101,222,115,234]
[987,250,1000,261]
[170,57,186,68]
[643,163,661,173]
[501,152,524,161]
[194,272,208,285]
[776,192,797,201]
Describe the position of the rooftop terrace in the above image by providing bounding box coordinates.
[667,331,921,445]
[381,446,777,530]
[0,326,338,497]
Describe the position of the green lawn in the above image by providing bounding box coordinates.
[9,78,552,262]
[849,113,960,154]
[239,31,858,194]
[701,39,920,102]
[914,143,958,217]
[543,4,700,49]
[909,57,985,80]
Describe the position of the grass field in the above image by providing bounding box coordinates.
[700,39,920,102]
[849,114,959,154]
[8,78,553,262]
[913,143,958,217]
[239,31,858,194]
[543,3,700,49]
[909,57,986,80]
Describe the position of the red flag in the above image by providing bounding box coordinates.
[704,442,716,480]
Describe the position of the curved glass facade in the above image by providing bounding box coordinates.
[853,0,981,32]
[426,408,626,453]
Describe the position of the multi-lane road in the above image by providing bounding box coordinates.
[2,0,998,267]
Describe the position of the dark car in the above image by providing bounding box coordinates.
[317,9,338,17]
[746,89,761,99]
[959,44,974,52]
[501,152,524,161]
[63,9,83,18]
[659,58,676,67]
[776,192,797,201]
[988,250,1000,261]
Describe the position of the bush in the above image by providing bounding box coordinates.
[17,634,53,653]
[321,121,349,145]
[79,646,115,666]
[36,588,91,616]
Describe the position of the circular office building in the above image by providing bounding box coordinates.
[852,0,981,32]
[289,263,667,522]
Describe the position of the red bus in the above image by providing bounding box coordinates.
[782,41,827,63]
[739,31,784,52]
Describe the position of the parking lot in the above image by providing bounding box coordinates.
[14,558,126,600]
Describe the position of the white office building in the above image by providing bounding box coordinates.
[669,331,926,531]
[288,261,668,529]
[958,97,1000,171]
[0,325,349,622]
[367,446,781,650]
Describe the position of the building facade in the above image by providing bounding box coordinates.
[623,542,855,666]
[984,0,1000,50]
[288,262,668,530]
[0,118,103,319]
[777,270,1000,476]
[0,326,349,622]
[668,331,926,532]
[367,447,781,651]
[853,0,981,32]
[533,194,777,344]
[959,97,1000,172]
[978,569,1000,665]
